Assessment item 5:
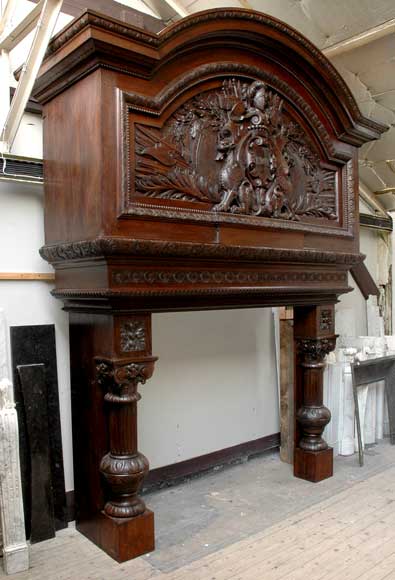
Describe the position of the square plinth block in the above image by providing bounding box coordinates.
[294,447,333,482]
[77,510,155,563]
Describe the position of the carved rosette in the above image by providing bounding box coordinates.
[296,336,336,452]
[95,356,156,518]
[120,320,146,352]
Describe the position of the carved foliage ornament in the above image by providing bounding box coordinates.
[296,337,337,363]
[40,238,363,264]
[120,320,146,352]
[96,360,154,404]
[134,79,337,221]
[319,309,333,332]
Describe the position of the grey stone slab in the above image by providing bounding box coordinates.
[17,364,55,543]
[10,324,67,537]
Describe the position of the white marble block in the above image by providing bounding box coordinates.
[0,379,29,574]
[339,358,356,456]
[0,311,29,574]
[323,362,343,456]
[324,338,388,458]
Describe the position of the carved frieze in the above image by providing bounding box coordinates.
[112,269,347,286]
[40,238,364,264]
[134,79,337,222]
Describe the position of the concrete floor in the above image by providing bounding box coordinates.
[4,440,395,579]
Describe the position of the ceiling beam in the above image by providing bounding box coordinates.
[323,17,395,58]
[142,0,188,22]
[1,0,63,152]
[359,181,389,218]
[28,0,165,32]
[163,0,188,18]
[0,0,18,36]
[0,0,45,52]
[238,0,254,9]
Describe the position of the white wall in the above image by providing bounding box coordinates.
[336,225,381,337]
[336,273,367,337]
[0,179,74,490]
[0,178,280,490]
[144,309,279,468]
[10,112,42,158]
[361,227,380,285]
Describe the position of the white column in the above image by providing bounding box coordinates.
[339,358,356,456]
[355,386,368,452]
[384,396,390,437]
[0,311,29,574]
[376,382,385,440]
[364,385,377,445]
[323,361,342,456]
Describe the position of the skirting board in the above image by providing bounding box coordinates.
[143,433,280,493]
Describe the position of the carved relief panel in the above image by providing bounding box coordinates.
[122,71,352,236]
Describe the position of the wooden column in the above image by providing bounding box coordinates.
[69,311,156,562]
[293,305,337,482]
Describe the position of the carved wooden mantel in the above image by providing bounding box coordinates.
[34,8,387,562]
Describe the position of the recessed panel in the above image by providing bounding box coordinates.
[122,74,350,236]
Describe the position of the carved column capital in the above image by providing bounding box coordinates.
[95,356,157,404]
[296,336,337,366]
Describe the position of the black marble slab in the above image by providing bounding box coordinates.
[10,324,67,538]
[17,364,55,543]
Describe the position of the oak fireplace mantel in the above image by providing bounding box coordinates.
[34,8,387,562]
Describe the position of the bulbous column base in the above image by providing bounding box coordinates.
[100,452,149,518]
[296,405,331,452]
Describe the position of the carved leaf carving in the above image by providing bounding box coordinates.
[134,78,337,221]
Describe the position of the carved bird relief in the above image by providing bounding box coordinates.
[134,78,337,221]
